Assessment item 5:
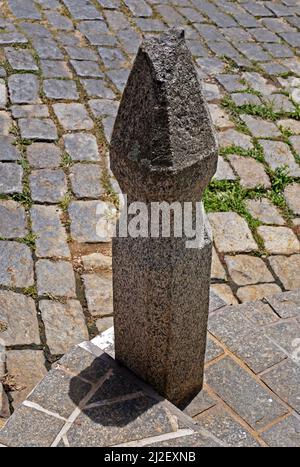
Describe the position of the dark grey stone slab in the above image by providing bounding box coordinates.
[261,359,300,413]
[19,118,58,141]
[31,205,70,258]
[0,405,64,447]
[26,142,61,169]
[265,321,300,358]
[196,405,260,447]
[0,241,34,287]
[36,259,76,298]
[266,290,300,319]
[4,47,38,71]
[205,357,287,430]
[8,74,39,104]
[183,389,217,418]
[0,163,23,194]
[146,431,221,447]
[43,79,79,100]
[70,163,105,198]
[261,415,300,447]
[0,200,27,238]
[205,336,224,363]
[0,136,20,161]
[29,169,67,203]
[63,133,100,161]
[69,200,115,243]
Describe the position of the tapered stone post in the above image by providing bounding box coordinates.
[110,29,218,407]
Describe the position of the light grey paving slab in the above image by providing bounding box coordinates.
[0,241,34,288]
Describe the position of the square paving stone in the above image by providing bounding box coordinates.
[63,0,99,19]
[80,79,115,99]
[0,136,20,161]
[261,359,300,413]
[6,349,47,409]
[0,405,64,447]
[4,47,38,71]
[29,169,68,203]
[0,200,27,238]
[83,274,113,316]
[245,198,285,225]
[45,11,73,30]
[0,163,23,194]
[208,104,234,130]
[99,46,128,69]
[39,300,89,355]
[216,74,246,93]
[31,205,70,258]
[205,357,287,430]
[225,254,274,286]
[241,115,281,138]
[19,118,58,141]
[43,79,79,100]
[0,33,28,46]
[235,301,279,327]
[26,142,61,169]
[259,140,300,176]
[11,104,49,119]
[69,200,115,243]
[70,163,104,199]
[36,259,76,298]
[264,94,295,113]
[0,111,13,135]
[8,74,39,104]
[183,389,217,418]
[261,415,300,447]
[284,183,300,216]
[70,60,103,78]
[63,132,100,161]
[40,60,72,78]
[0,291,40,346]
[27,368,91,419]
[266,290,300,319]
[196,405,260,447]
[0,241,34,287]
[229,155,271,189]
[265,320,300,358]
[53,103,93,130]
[88,98,119,118]
[7,0,41,19]
[65,46,98,61]
[231,92,261,107]
[208,212,257,253]
[106,69,130,93]
[218,129,253,150]
[257,226,300,254]
[32,37,63,60]
[269,255,300,291]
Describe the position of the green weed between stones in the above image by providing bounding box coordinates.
[18,232,37,249]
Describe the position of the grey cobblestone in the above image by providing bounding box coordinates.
[29,169,68,203]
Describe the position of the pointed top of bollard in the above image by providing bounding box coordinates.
[110,28,218,201]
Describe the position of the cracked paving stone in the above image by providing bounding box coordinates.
[208,212,258,253]
[0,163,23,194]
[11,104,49,119]
[53,103,93,130]
[261,359,300,413]
[205,357,287,430]
[0,291,40,347]
[8,74,39,104]
[210,284,238,306]
[0,241,34,288]
[70,163,105,199]
[0,111,13,135]
[245,198,285,226]
[19,118,58,141]
[40,60,72,78]
[284,183,300,215]
[26,143,61,169]
[69,200,116,243]
[6,351,47,409]
[83,274,113,317]
[241,115,281,138]
[229,155,271,189]
[63,132,99,161]
[213,156,236,181]
[265,320,300,358]
[0,200,27,238]
[257,226,300,254]
[4,47,38,71]
[196,406,260,447]
[237,284,282,303]
[36,259,76,298]
[261,415,300,447]
[218,129,253,150]
[80,79,115,99]
[43,79,79,100]
[31,205,70,258]
[225,255,274,286]
[70,59,103,78]
[268,255,300,291]
[29,169,67,203]
[0,405,64,447]
[266,290,300,319]
[0,136,20,161]
[259,140,300,177]
[39,300,89,355]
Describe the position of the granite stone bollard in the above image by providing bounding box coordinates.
[110,29,218,406]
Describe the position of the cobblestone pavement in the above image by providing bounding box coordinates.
[1,289,300,447]
[1,0,300,423]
